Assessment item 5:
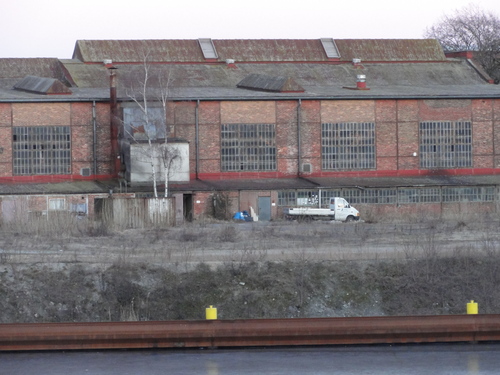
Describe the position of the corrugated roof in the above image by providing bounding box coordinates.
[73,39,446,64]
[62,59,486,91]
[73,40,206,63]
[212,39,328,62]
[334,39,446,62]
[168,175,500,193]
[0,180,114,195]
[2,59,498,102]
[1,175,498,196]
[0,58,66,79]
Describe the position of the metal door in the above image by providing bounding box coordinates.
[258,196,271,221]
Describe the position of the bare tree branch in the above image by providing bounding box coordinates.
[424,4,500,82]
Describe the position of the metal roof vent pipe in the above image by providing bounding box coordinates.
[352,58,361,66]
[225,59,237,68]
[356,74,367,89]
[103,59,114,68]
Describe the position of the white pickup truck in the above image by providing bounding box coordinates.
[283,197,360,222]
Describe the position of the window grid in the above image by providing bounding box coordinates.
[419,188,442,203]
[221,124,276,171]
[442,187,495,202]
[13,126,71,175]
[278,191,297,206]
[297,191,319,206]
[322,122,375,170]
[278,186,495,206]
[49,198,65,211]
[419,121,472,169]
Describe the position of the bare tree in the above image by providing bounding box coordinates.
[124,51,178,198]
[424,4,500,82]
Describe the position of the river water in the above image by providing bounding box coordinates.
[2,343,500,374]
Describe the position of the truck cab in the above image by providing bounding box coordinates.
[330,197,360,222]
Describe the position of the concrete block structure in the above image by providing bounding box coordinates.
[0,39,499,223]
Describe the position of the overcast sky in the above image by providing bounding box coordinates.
[1,0,498,59]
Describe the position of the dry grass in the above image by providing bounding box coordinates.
[1,215,500,323]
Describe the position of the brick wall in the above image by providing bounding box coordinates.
[276,101,299,175]
[3,97,499,182]
[376,100,398,171]
[494,100,500,168]
[0,102,113,181]
[299,100,321,174]
[179,98,500,178]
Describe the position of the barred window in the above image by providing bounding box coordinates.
[278,186,495,207]
[221,124,276,171]
[13,126,71,175]
[297,191,319,206]
[419,121,472,168]
[443,187,495,202]
[420,188,442,203]
[398,189,419,204]
[339,189,361,204]
[322,122,375,170]
[49,198,65,211]
[321,190,343,207]
[278,191,297,206]
[378,189,398,204]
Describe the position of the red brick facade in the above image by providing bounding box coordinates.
[170,98,500,180]
[0,102,113,181]
[1,97,499,184]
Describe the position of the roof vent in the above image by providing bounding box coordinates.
[356,74,367,89]
[103,59,113,65]
[80,168,91,177]
[342,74,370,91]
[13,76,72,95]
[302,163,312,173]
[198,38,218,60]
[353,58,361,65]
[320,38,340,59]
[237,74,305,93]
[225,59,237,68]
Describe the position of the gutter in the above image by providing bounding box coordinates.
[195,100,200,179]
[297,99,302,177]
[92,101,97,176]
[120,93,500,102]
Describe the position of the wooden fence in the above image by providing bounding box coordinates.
[95,197,175,229]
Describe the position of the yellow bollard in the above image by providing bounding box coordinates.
[467,300,478,314]
[206,305,217,320]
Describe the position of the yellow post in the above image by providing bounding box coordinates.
[467,300,478,314]
[206,305,217,320]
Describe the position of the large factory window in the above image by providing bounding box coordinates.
[12,126,71,175]
[221,123,276,171]
[419,121,472,168]
[321,122,375,170]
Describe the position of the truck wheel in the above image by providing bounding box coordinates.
[345,215,354,222]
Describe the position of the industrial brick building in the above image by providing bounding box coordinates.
[0,39,499,223]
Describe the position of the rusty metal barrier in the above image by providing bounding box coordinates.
[1,315,500,351]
